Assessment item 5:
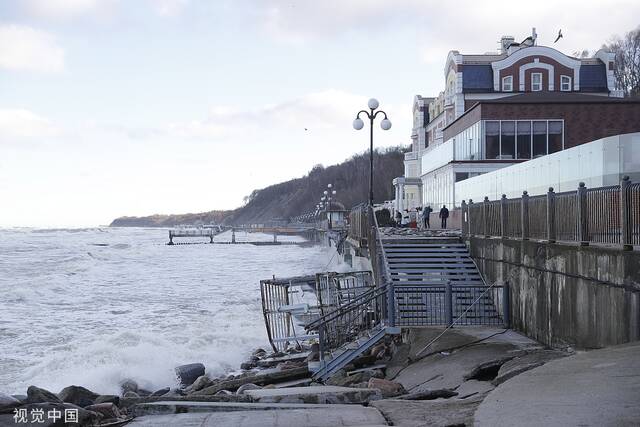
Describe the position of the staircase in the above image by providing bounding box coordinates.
[383,236,503,326]
[384,237,483,286]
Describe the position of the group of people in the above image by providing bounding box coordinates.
[394,205,449,229]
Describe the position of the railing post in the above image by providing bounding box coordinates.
[468,199,474,236]
[445,282,453,326]
[502,282,511,329]
[620,176,632,250]
[461,200,468,237]
[483,196,490,237]
[547,187,556,243]
[577,182,589,246]
[387,283,395,327]
[318,325,325,367]
[521,191,529,240]
[500,194,507,238]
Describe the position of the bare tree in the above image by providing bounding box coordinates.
[607,26,640,97]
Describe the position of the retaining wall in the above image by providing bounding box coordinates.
[468,237,640,349]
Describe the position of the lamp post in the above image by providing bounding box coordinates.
[353,98,392,206]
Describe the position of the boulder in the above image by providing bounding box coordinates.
[94,395,120,406]
[192,366,310,396]
[367,378,406,398]
[327,371,377,387]
[278,360,306,370]
[175,364,206,387]
[84,402,121,420]
[215,390,233,396]
[236,383,261,395]
[137,388,152,397]
[190,375,213,392]
[0,393,21,414]
[123,391,139,398]
[58,385,99,407]
[120,379,138,395]
[240,361,257,370]
[252,348,267,357]
[26,386,62,404]
[151,387,170,397]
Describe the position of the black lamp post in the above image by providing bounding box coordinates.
[353,98,392,206]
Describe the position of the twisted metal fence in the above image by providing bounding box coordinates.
[462,177,638,250]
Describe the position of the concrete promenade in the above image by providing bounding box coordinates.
[475,341,640,427]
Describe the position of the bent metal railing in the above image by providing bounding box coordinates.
[462,177,638,250]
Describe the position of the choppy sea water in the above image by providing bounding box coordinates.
[0,227,332,395]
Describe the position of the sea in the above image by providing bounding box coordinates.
[0,227,334,395]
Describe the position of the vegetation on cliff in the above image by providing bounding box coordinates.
[109,146,406,227]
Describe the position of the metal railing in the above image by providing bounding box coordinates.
[305,284,389,360]
[462,177,639,250]
[348,204,369,245]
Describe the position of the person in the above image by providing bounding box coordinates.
[409,208,418,228]
[422,205,433,229]
[439,205,449,229]
[395,210,402,227]
[401,210,410,228]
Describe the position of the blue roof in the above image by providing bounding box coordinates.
[462,65,494,92]
[579,64,608,91]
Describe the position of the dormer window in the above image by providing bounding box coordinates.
[531,73,542,91]
[502,76,513,92]
[561,75,572,91]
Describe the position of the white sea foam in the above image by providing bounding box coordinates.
[0,227,330,395]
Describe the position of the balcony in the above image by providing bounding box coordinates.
[405,151,418,161]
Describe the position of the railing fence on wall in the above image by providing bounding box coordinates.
[462,176,637,250]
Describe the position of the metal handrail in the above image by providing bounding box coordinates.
[305,284,386,331]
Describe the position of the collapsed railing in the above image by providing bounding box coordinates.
[462,177,640,250]
[260,271,374,352]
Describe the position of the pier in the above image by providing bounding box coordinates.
[167,224,320,245]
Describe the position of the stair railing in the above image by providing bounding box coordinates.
[369,205,396,326]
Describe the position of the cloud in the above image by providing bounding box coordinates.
[244,0,640,60]
[149,0,189,16]
[0,25,64,73]
[159,89,410,143]
[0,109,60,141]
[24,0,110,20]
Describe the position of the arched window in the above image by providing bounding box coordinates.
[502,75,513,92]
[561,75,572,91]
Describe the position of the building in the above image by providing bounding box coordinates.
[393,29,636,212]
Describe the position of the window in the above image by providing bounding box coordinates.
[560,75,572,91]
[502,76,513,92]
[548,121,563,153]
[500,121,515,159]
[516,121,532,159]
[485,121,500,160]
[455,172,470,182]
[531,73,542,91]
[533,121,547,157]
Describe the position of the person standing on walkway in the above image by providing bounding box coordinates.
[395,210,402,227]
[422,205,432,229]
[439,205,449,229]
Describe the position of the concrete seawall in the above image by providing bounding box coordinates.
[467,237,640,349]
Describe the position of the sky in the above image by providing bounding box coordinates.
[1,0,639,227]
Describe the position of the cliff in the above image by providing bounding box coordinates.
[109,146,406,227]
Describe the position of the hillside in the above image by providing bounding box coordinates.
[109,146,406,227]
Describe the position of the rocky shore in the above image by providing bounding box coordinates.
[1,327,575,426]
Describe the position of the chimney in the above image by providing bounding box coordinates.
[500,36,515,54]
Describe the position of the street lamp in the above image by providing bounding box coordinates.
[353,98,392,206]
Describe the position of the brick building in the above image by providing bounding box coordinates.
[394,30,639,212]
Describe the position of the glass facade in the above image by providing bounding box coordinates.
[483,120,564,160]
[452,121,483,160]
